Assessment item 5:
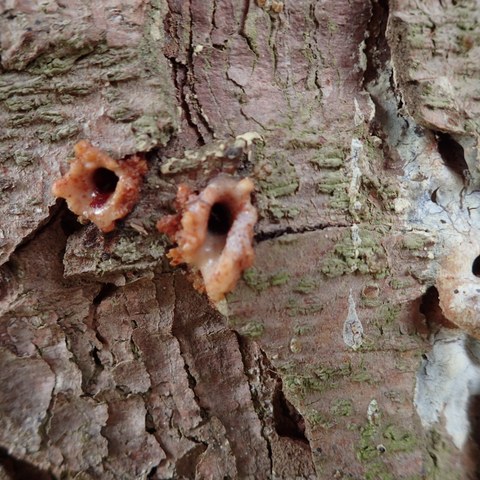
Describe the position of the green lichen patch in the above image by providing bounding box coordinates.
[293,277,318,294]
[280,362,352,398]
[4,94,51,112]
[355,403,420,479]
[243,267,270,292]
[366,303,403,338]
[108,103,141,123]
[402,233,433,251]
[389,278,413,290]
[311,154,344,170]
[269,271,290,286]
[309,144,346,170]
[293,324,312,336]
[330,399,354,417]
[160,132,262,176]
[256,155,299,197]
[28,46,95,76]
[361,175,399,209]
[286,297,324,317]
[382,424,417,452]
[239,321,265,339]
[63,227,168,280]
[320,228,389,278]
[254,147,300,220]
[242,267,291,292]
[317,171,348,194]
[305,410,336,429]
[131,114,172,151]
[264,200,301,220]
[37,123,80,143]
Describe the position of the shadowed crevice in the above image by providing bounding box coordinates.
[419,286,457,331]
[272,383,308,444]
[466,394,480,479]
[436,132,469,182]
[93,283,117,306]
[0,447,56,480]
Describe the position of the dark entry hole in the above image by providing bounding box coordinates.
[60,208,83,236]
[272,383,309,443]
[90,168,119,208]
[436,132,469,181]
[92,168,119,194]
[472,256,480,277]
[419,286,456,330]
[208,202,233,235]
[93,283,117,305]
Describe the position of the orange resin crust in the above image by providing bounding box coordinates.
[157,176,258,303]
[52,141,147,232]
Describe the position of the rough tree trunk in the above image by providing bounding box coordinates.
[1,0,479,479]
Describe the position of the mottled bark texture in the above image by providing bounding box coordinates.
[1,0,480,479]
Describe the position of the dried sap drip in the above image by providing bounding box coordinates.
[157,176,258,303]
[52,141,147,232]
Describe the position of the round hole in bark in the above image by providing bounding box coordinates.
[208,202,233,235]
[92,168,119,195]
[473,256,480,277]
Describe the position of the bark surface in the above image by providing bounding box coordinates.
[1,0,479,479]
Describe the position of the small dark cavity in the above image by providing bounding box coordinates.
[272,384,309,443]
[145,411,156,434]
[147,466,158,479]
[91,347,102,367]
[90,168,119,208]
[93,283,117,305]
[430,188,439,204]
[208,202,234,235]
[92,168,119,194]
[472,256,480,277]
[436,132,469,181]
[60,208,83,235]
[418,286,453,329]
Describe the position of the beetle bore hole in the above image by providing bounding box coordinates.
[208,202,233,235]
[92,168,119,195]
[436,132,468,181]
[472,255,480,277]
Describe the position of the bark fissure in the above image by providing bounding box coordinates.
[234,333,274,475]
[170,58,204,145]
[0,447,56,480]
[255,221,348,242]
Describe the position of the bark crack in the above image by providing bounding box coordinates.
[234,333,274,475]
[239,0,259,58]
[170,275,208,422]
[255,221,349,243]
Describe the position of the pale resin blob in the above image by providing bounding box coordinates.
[157,176,258,303]
[52,141,147,232]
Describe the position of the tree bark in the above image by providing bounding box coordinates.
[1,0,479,479]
